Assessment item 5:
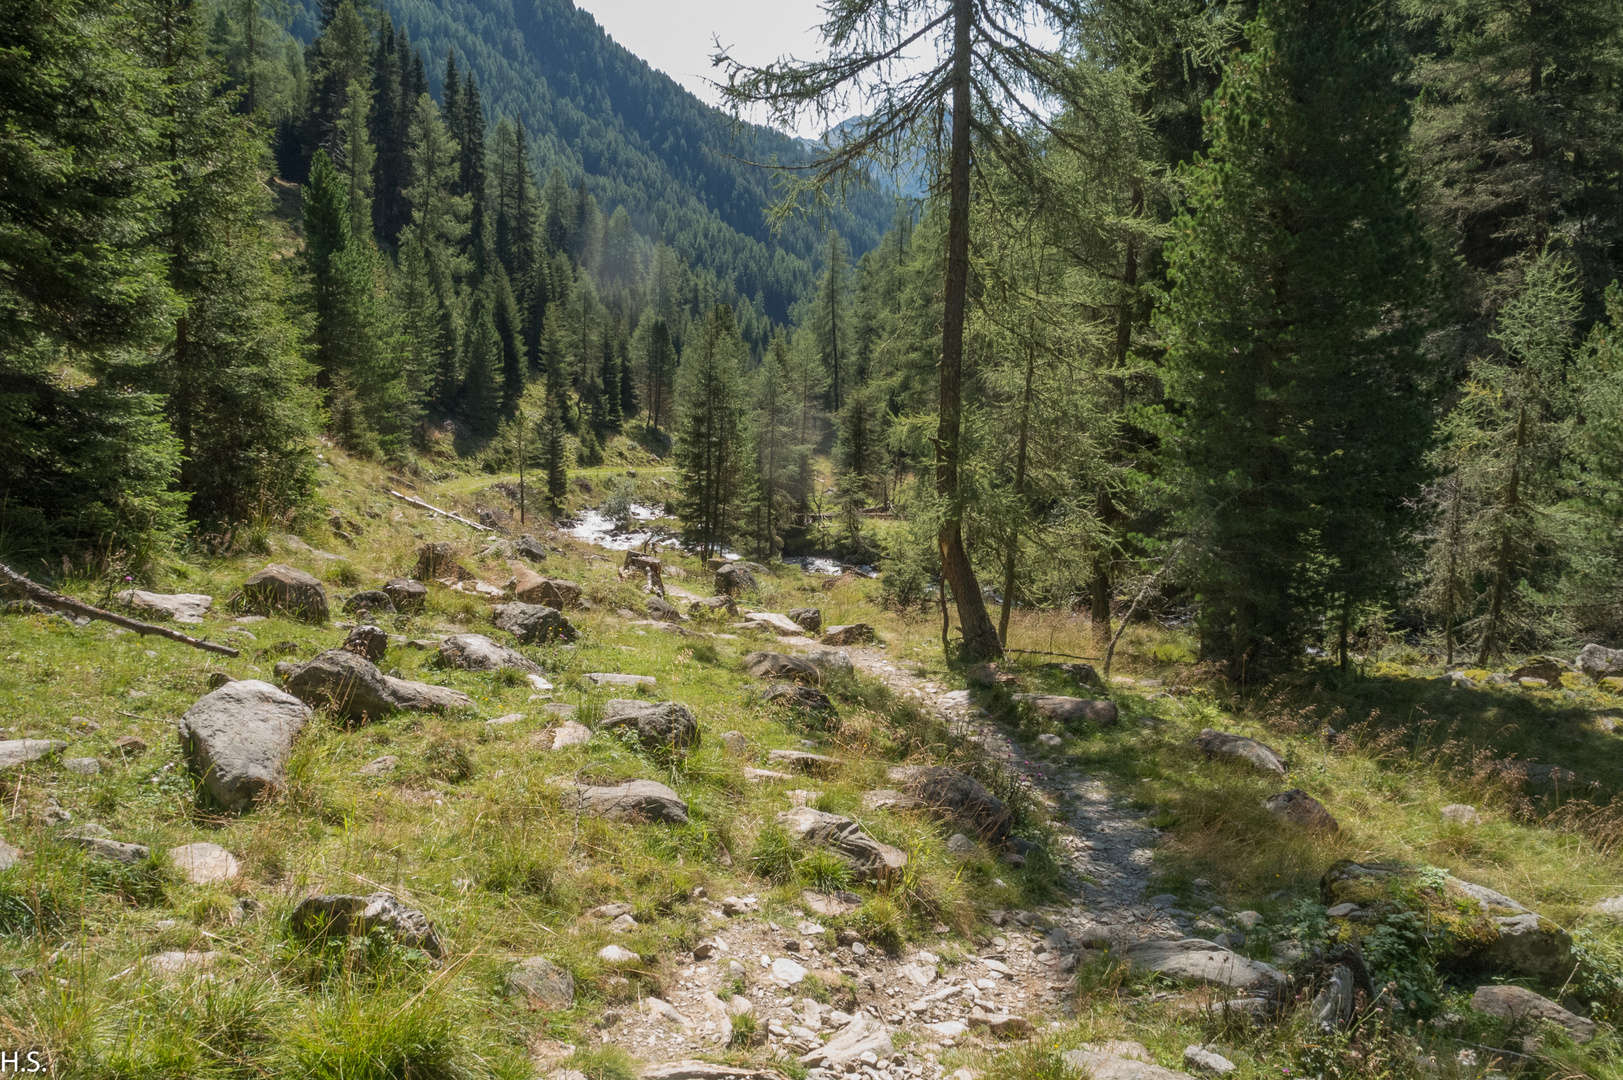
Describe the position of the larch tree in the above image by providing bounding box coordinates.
[718,0,1094,660]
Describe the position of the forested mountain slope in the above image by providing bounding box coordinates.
[375,0,894,319]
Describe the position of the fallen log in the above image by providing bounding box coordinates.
[0,564,240,658]
[386,489,492,532]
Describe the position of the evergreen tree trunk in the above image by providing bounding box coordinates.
[1477,405,1528,664]
[938,0,1000,662]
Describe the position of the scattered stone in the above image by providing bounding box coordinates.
[642,1062,790,1080]
[167,842,240,884]
[1512,658,1567,684]
[1011,694,1119,727]
[1192,728,1287,775]
[343,590,396,616]
[967,1010,1034,1039]
[805,650,854,677]
[0,740,66,769]
[541,721,592,750]
[0,837,21,870]
[1183,1045,1237,1075]
[1262,789,1338,831]
[771,956,808,984]
[492,602,578,644]
[63,757,99,775]
[803,890,863,917]
[768,749,842,775]
[645,595,683,623]
[1494,759,1583,794]
[1441,803,1482,826]
[291,893,443,957]
[946,833,978,856]
[513,534,548,562]
[721,730,750,755]
[690,595,738,617]
[586,672,655,688]
[821,624,875,646]
[861,789,925,812]
[764,684,836,714]
[715,563,758,595]
[778,806,906,878]
[1063,1043,1191,1080]
[788,608,822,632]
[178,680,311,811]
[1311,964,1354,1030]
[800,1012,892,1067]
[141,951,219,977]
[438,633,545,677]
[598,944,640,963]
[114,589,212,624]
[600,699,699,752]
[383,675,473,712]
[743,767,795,782]
[507,956,576,1008]
[744,652,821,684]
[1123,938,1285,998]
[67,831,150,865]
[114,735,147,756]
[415,542,471,582]
[886,765,1011,843]
[241,564,329,622]
[739,612,805,635]
[383,578,427,612]
[358,755,397,776]
[1577,643,1623,679]
[514,568,584,609]
[573,779,690,824]
[1037,733,1063,747]
[1471,984,1594,1042]
[342,624,388,662]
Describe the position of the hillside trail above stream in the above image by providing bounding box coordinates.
[839,647,1183,947]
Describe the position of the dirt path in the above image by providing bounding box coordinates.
[844,648,1183,949]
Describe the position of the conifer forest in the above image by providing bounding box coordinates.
[16,1,1623,1077]
[6,0,1623,677]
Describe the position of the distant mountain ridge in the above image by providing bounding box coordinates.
[377,0,897,319]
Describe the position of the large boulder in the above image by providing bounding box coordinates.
[383,578,427,612]
[715,563,757,595]
[573,780,690,824]
[1123,938,1286,1000]
[284,649,396,721]
[515,534,548,562]
[763,684,836,715]
[1062,1043,1192,1080]
[600,699,700,753]
[690,595,738,617]
[1192,729,1287,775]
[744,651,820,684]
[646,595,684,623]
[805,650,854,678]
[800,1012,893,1068]
[178,680,311,811]
[342,625,387,662]
[1471,984,1594,1043]
[1319,861,1574,983]
[241,564,328,622]
[492,602,578,644]
[512,567,583,609]
[887,765,1011,844]
[115,589,212,624]
[1577,643,1623,679]
[1011,693,1118,727]
[415,542,471,582]
[438,633,544,676]
[1263,789,1338,831]
[777,806,907,879]
[740,612,804,635]
[290,892,444,958]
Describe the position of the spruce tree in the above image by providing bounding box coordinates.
[460,284,503,431]
[635,316,677,433]
[674,305,747,559]
[1161,0,1431,676]
[148,0,318,524]
[0,0,186,562]
[403,90,469,411]
[815,231,849,413]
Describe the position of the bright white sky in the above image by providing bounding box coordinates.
[572,0,846,137]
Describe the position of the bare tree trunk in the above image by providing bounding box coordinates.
[937,0,1000,662]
